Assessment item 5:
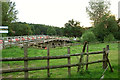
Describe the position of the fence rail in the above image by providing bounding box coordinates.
[1,59,106,74]
[0,51,104,61]
[1,42,113,78]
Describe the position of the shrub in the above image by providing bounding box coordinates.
[80,31,97,43]
[104,33,115,42]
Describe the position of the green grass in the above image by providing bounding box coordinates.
[2,42,119,78]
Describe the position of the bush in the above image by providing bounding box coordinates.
[104,33,115,42]
[80,31,97,43]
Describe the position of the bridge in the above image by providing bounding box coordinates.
[29,38,71,48]
[0,35,71,49]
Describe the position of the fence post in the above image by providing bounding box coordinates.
[103,48,107,69]
[77,41,87,72]
[86,44,89,70]
[106,45,109,56]
[47,45,50,77]
[23,40,24,45]
[64,41,65,46]
[2,39,5,49]
[10,38,12,48]
[36,36,38,48]
[18,38,20,46]
[15,40,17,46]
[67,47,71,76]
[105,45,113,72]
[24,42,28,78]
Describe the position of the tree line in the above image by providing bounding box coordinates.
[7,20,85,37]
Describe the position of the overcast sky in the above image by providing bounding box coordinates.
[11,0,120,27]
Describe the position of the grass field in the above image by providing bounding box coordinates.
[2,42,119,78]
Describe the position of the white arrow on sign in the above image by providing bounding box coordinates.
[0,26,8,33]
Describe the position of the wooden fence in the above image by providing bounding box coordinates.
[0,42,113,78]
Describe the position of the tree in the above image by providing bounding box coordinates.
[54,27,63,36]
[86,0,111,25]
[115,18,120,40]
[104,33,115,42]
[47,27,56,36]
[1,1,18,36]
[64,19,83,37]
[81,30,97,43]
[2,1,18,25]
[10,22,32,36]
[94,14,118,41]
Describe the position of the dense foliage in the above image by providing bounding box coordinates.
[7,20,85,37]
[104,33,115,42]
[86,0,120,41]
[81,31,97,43]
[2,1,18,26]
[64,19,84,37]
[10,22,32,36]
[93,14,118,41]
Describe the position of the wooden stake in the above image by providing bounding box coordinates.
[24,42,28,78]
[47,45,50,77]
[104,46,113,72]
[67,47,71,76]
[77,41,87,72]
[86,44,89,70]
[103,48,107,69]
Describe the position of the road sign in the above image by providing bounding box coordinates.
[0,26,8,33]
